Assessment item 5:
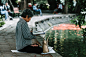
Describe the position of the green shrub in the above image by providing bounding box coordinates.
[1,22,5,25]
[0,21,5,27]
[70,14,85,28]
[0,24,2,27]
[0,19,2,21]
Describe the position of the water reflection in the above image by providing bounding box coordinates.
[45,29,86,57]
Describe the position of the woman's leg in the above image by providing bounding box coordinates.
[35,9,42,15]
[53,9,58,14]
[18,45,43,54]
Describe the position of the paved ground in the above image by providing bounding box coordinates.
[0,13,73,57]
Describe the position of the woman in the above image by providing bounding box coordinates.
[16,9,43,54]
[33,3,42,16]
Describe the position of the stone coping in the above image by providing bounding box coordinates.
[28,14,76,28]
[32,14,76,35]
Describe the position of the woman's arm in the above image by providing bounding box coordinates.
[21,22,35,40]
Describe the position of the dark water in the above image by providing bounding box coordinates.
[45,29,86,57]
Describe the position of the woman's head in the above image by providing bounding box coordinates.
[33,3,37,6]
[21,9,33,18]
[21,9,33,22]
[5,2,8,6]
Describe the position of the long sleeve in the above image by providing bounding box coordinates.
[21,22,35,40]
[0,6,3,10]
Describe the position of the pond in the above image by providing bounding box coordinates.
[45,24,86,57]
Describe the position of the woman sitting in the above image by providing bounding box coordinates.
[16,9,43,54]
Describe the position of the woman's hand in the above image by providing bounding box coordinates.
[31,44,39,47]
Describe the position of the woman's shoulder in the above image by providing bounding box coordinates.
[18,18,26,24]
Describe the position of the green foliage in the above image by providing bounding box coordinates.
[0,24,2,27]
[0,21,5,27]
[68,0,74,13]
[68,0,86,13]
[0,19,2,21]
[16,0,21,3]
[1,22,5,25]
[77,0,86,12]
[70,14,85,28]
[82,22,86,26]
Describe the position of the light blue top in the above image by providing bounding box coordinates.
[33,5,37,10]
[58,4,63,9]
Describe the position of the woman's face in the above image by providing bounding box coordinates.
[6,3,8,6]
[26,17,31,22]
[25,15,32,22]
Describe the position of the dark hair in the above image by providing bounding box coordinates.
[33,2,36,5]
[21,9,33,18]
